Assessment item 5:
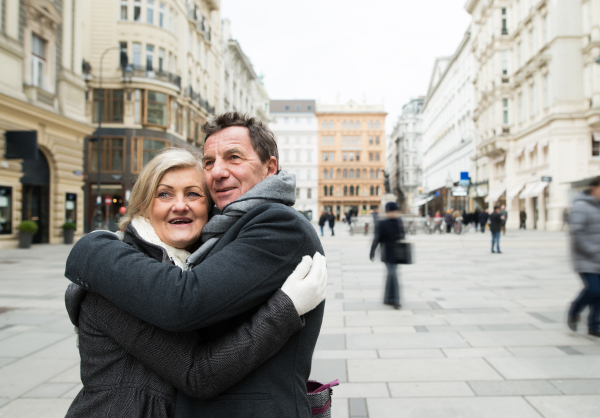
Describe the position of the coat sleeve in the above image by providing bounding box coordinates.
[88,289,304,400]
[65,208,315,332]
[570,202,600,259]
[397,218,405,241]
[370,221,380,259]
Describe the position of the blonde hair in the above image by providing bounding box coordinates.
[119,147,209,230]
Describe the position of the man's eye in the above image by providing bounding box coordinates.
[230,155,240,160]
[204,161,214,167]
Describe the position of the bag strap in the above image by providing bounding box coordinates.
[311,399,331,415]
[307,379,339,394]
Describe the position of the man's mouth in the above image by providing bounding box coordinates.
[216,187,235,193]
[169,218,192,224]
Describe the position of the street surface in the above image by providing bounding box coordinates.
[0,225,599,417]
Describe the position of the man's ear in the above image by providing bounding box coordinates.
[264,156,278,177]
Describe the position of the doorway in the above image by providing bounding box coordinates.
[21,151,50,244]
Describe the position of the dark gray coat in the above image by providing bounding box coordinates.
[65,203,324,417]
[65,226,304,418]
[570,191,600,273]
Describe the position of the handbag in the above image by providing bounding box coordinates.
[381,241,413,264]
[307,379,339,417]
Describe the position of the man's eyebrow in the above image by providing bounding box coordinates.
[223,148,243,157]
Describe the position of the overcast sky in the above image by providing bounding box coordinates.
[221,0,472,133]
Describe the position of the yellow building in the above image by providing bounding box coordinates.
[0,0,92,248]
[317,101,386,219]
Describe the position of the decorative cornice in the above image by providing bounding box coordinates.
[24,0,62,30]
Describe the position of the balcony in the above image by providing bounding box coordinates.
[185,86,215,114]
[128,66,181,89]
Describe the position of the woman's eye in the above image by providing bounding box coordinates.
[157,192,171,199]
[187,192,202,198]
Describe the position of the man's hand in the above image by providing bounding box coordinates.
[280,253,327,316]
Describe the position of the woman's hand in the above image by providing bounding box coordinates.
[280,252,328,316]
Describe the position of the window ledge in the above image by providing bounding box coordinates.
[23,85,57,110]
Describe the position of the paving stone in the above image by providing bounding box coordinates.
[526,395,600,418]
[507,347,568,357]
[442,347,513,358]
[549,379,600,394]
[388,382,474,397]
[347,332,468,349]
[460,330,596,347]
[378,349,445,359]
[0,358,78,398]
[0,332,70,357]
[348,398,368,417]
[0,398,74,418]
[60,383,82,399]
[468,380,561,396]
[310,359,347,383]
[315,334,346,350]
[23,383,78,398]
[486,356,600,379]
[313,350,378,359]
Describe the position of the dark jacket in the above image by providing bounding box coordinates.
[318,213,328,227]
[65,203,324,418]
[570,191,600,273]
[370,217,405,262]
[65,226,304,418]
[479,211,489,224]
[489,211,502,233]
[444,213,453,224]
[327,213,335,227]
[520,210,527,222]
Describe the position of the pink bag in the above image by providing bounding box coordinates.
[307,379,339,417]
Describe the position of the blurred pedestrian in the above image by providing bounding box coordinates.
[500,205,508,235]
[445,209,453,233]
[328,210,335,236]
[562,208,570,231]
[490,206,502,253]
[567,176,600,337]
[370,202,405,309]
[479,210,489,233]
[318,211,328,237]
[519,209,527,229]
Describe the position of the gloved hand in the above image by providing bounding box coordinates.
[281,252,328,316]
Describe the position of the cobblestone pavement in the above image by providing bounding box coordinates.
[0,226,599,417]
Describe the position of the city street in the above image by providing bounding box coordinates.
[0,226,599,417]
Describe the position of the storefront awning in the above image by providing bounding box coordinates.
[506,183,525,201]
[519,182,537,199]
[412,195,435,207]
[485,185,506,203]
[529,181,549,198]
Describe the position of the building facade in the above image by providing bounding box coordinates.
[421,30,475,215]
[0,0,93,248]
[221,19,270,121]
[388,97,424,214]
[80,0,222,231]
[317,100,387,219]
[270,100,318,220]
[466,0,600,230]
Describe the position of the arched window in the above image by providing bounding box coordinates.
[370,169,374,179]
[368,121,373,129]
[342,121,347,129]
[370,186,374,196]
[356,121,360,129]
[376,170,380,179]
[356,169,360,179]
[356,186,360,196]
[323,169,328,179]
[375,121,380,129]
[350,186,354,196]
[349,121,354,130]
[329,121,334,129]
[323,186,328,196]
[349,169,354,179]
[330,168,334,179]
[344,186,348,196]
[376,186,380,195]
[343,169,348,179]
[329,185,333,196]
[322,121,327,130]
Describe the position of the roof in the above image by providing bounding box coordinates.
[270,100,316,113]
[317,100,386,114]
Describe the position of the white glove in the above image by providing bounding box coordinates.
[281,252,328,316]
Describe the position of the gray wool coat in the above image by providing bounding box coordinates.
[570,191,600,274]
[65,203,324,417]
[64,225,304,418]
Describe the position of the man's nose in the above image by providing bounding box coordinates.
[210,159,229,180]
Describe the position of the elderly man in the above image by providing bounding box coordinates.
[65,113,325,417]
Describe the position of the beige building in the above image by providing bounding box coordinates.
[0,0,92,248]
[466,0,600,231]
[80,0,222,231]
[317,100,386,218]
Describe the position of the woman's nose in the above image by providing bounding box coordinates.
[172,196,189,212]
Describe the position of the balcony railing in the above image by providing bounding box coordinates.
[128,66,181,88]
[185,86,215,114]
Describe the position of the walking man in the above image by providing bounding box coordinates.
[500,205,508,235]
[490,206,502,253]
[370,202,405,309]
[445,209,453,234]
[318,211,328,237]
[567,176,600,337]
[519,209,527,229]
[328,210,335,236]
[479,209,489,233]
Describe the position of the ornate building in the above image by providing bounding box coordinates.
[317,100,386,218]
[0,0,92,248]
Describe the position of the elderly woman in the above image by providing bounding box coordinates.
[65,148,326,417]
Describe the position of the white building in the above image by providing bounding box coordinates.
[388,97,424,213]
[466,0,600,230]
[221,19,270,121]
[270,100,318,220]
[421,29,475,214]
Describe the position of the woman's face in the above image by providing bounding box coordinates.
[148,167,209,249]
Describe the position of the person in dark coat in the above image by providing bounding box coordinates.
[328,210,336,236]
[445,209,453,233]
[64,148,327,418]
[500,205,508,235]
[520,209,527,229]
[65,113,326,417]
[489,206,502,253]
[318,211,328,237]
[370,202,405,309]
[474,209,481,231]
[479,210,489,233]
[567,176,600,337]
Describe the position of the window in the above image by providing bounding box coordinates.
[146,45,154,70]
[296,136,301,144]
[376,186,380,195]
[158,48,165,72]
[356,186,360,196]
[322,136,327,146]
[132,42,142,67]
[329,121,334,129]
[90,137,124,171]
[375,121,380,129]
[329,169,333,179]
[307,189,312,199]
[343,169,348,179]
[147,0,154,24]
[307,117,311,124]
[135,89,142,124]
[349,169,354,179]
[375,137,380,145]
[342,136,347,146]
[593,134,600,157]
[296,118,300,124]
[93,89,124,123]
[159,3,165,27]
[329,152,334,161]
[369,153,373,161]
[348,137,354,146]
[343,121,347,129]
[322,152,328,162]
[284,118,289,124]
[376,169,380,179]
[349,121,354,130]
[329,186,333,196]
[356,136,361,146]
[306,151,312,162]
[356,168,360,178]
[134,0,141,21]
[370,169,374,178]
[356,121,360,129]
[329,136,334,146]
[132,138,166,171]
[529,29,535,58]
[322,121,327,130]
[295,151,301,162]
[368,121,373,129]
[0,186,13,234]
[145,90,167,125]
[501,50,508,76]
[503,98,509,124]
[323,169,328,179]
[501,7,508,35]
[375,152,380,161]
[530,83,536,117]
[349,153,354,162]
[343,152,348,162]
[370,186,374,196]
[31,34,47,89]
[344,186,348,196]
[120,0,128,20]
[168,7,173,32]
[323,186,328,196]
[350,186,354,196]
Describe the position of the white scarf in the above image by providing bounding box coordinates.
[131,216,191,269]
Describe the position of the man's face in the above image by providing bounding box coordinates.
[202,126,277,210]
[591,186,600,201]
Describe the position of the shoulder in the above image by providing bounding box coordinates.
[239,203,321,243]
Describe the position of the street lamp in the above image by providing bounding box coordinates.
[94,46,121,230]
